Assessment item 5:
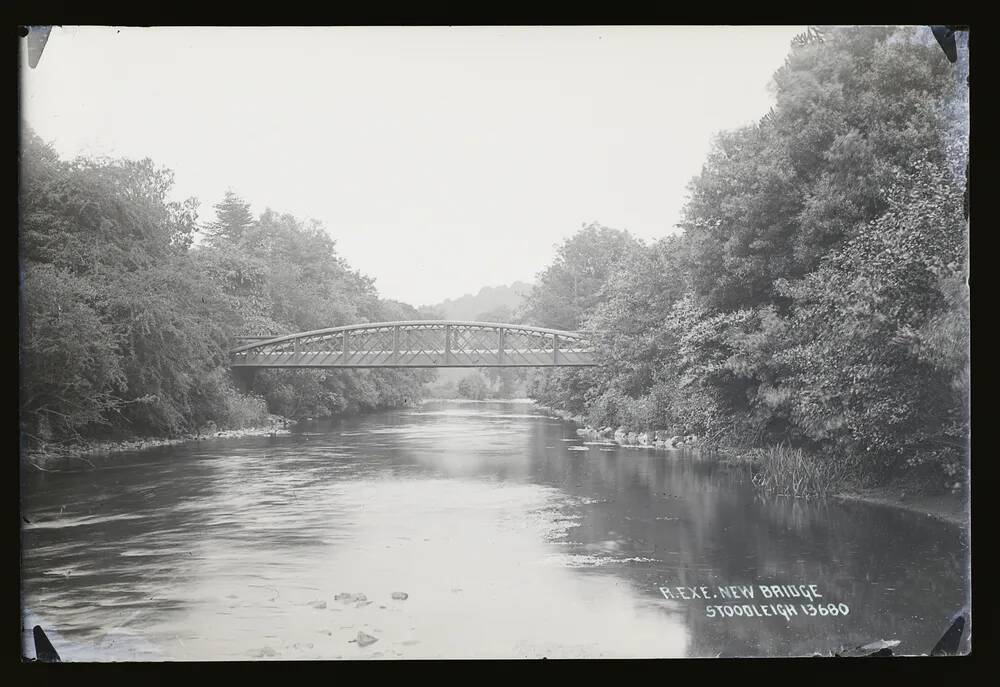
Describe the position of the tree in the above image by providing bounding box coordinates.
[772,158,967,476]
[680,25,956,313]
[20,263,126,439]
[19,129,429,446]
[523,26,970,489]
[584,236,688,429]
[205,190,255,246]
[520,223,640,413]
[20,128,244,440]
[522,223,640,331]
[457,374,489,401]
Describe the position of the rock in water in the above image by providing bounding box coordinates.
[356,631,379,647]
[391,592,408,600]
[335,592,367,604]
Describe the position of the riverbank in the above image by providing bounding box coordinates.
[539,405,703,451]
[21,414,295,472]
[545,410,968,528]
[714,450,969,527]
[832,485,969,527]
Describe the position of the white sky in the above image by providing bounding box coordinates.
[20,25,804,306]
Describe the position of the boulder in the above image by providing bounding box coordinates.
[356,631,379,648]
[391,592,409,601]
[637,432,652,445]
[334,592,367,604]
[668,436,683,449]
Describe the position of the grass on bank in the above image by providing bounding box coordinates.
[746,444,850,498]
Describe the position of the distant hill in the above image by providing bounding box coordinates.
[424,281,533,321]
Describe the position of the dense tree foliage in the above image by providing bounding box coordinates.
[524,223,639,415]
[523,222,640,331]
[456,374,490,401]
[523,26,969,489]
[20,130,430,445]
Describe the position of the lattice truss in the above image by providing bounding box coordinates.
[230,322,593,367]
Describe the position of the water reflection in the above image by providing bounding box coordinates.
[21,401,968,659]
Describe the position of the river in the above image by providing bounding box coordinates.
[20,400,970,660]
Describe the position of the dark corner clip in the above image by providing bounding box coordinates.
[22,25,53,69]
[31,625,62,663]
[928,25,969,64]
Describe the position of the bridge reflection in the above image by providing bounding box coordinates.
[230,321,595,368]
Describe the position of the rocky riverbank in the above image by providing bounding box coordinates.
[536,404,702,451]
[573,425,702,450]
[22,414,295,472]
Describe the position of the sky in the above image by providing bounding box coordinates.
[20,25,805,306]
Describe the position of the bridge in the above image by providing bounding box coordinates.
[230,321,596,368]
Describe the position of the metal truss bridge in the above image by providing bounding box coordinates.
[230,321,595,368]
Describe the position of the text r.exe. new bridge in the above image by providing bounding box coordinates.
[230,321,596,368]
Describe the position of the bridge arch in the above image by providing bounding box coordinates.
[230,321,595,368]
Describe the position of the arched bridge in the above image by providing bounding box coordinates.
[230,321,596,368]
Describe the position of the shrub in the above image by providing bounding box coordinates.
[457,374,489,400]
[216,386,270,429]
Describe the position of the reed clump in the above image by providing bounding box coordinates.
[749,444,847,498]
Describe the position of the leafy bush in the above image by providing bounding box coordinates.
[457,374,489,400]
[215,386,270,430]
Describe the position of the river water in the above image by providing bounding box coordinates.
[20,400,970,660]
